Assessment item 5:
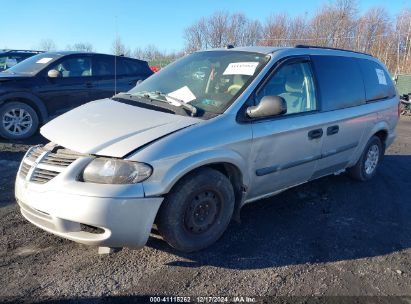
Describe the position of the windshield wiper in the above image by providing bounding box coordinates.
[148,91,198,117]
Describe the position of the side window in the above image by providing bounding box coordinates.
[50,57,92,77]
[116,58,129,76]
[256,61,317,115]
[311,55,365,111]
[0,55,27,70]
[4,56,18,69]
[124,59,146,76]
[93,56,115,76]
[128,60,152,76]
[358,59,396,101]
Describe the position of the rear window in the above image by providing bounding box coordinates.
[312,55,365,111]
[121,58,152,76]
[357,59,396,101]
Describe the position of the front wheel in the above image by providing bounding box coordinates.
[0,102,39,139]
[348,136,383,181]
[157,168,235,252]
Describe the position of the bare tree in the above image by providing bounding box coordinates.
[184,17,209,52]
[184,11,263,51]
[111,37,131,57]
[72,42,93,52]
[261,12,290,46]
[38,39,57,51]
[183,2,410,74]
[396,8,411,73]
[243,20,263,46]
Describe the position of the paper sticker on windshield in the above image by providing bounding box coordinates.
[36,57,53,64]
[223,62,259,76]
[376,69,387,85]
[166,86,196,106]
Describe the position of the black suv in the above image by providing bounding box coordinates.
[0,51,153,139]
[0,49,43,72]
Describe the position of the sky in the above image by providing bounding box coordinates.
[1,0,410,54]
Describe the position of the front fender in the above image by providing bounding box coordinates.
[0,91,48,123]
[142,148,249,197]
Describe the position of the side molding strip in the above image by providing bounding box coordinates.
[256,141,359,176]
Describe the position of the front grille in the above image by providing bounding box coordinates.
[19,162,31,179]
[42,150,79,167]
[31,168,60,184]
[26,146,46,162]
[18,144,83,184]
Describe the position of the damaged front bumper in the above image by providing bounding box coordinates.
[15,146,163,249]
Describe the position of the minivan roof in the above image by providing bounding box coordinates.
[37,51,147,62]
[205,45,373,59]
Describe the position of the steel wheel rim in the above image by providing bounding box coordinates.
[364,144,379,175]
[2,108,33,135]
[184,189,222,235]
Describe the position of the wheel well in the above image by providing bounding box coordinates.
[374,129,388,148]
[174,163,245,213]
[2,97,42,121]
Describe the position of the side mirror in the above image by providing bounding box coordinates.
[247,96,287,118]
[47,69,60,78]
[136,79,143,86]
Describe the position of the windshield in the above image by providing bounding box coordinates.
[6,53,59,75]
[129,51,270,116]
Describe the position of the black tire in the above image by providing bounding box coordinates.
[157,167,235,252]
[0,102,39,140]
[348,136,383,181]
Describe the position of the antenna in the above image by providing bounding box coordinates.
[114,15,118,95]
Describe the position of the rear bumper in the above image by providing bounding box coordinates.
[15,175,163,248]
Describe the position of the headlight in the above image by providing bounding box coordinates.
[82,158,152,184]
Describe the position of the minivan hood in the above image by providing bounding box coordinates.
[41,98,202,158]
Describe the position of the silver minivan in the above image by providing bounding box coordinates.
[15,46,399,253]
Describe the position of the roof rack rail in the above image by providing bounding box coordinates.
[295,45,372,57]
[1,49,43,53]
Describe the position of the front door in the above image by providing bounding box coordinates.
[38,55,93,116]
[247,57,324,200]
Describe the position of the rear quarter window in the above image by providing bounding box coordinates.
[311,55,365,111]
[357,58,396,101]
[124,59,152,76]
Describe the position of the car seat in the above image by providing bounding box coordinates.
[279,66,304,114]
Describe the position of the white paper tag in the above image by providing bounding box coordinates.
[36,57,53,64]
[166,86,196,106]
[223,62,259,76]
[376,69,387,85]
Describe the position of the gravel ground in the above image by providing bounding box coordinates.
[0,117,411,303]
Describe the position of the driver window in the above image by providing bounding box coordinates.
[50,57,92,77]
[256,61,317,115]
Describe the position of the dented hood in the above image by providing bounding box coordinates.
[41,98,201,158]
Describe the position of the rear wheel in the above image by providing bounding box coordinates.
[157,168,235,252]
[0,102,39,139]
[348,136,383,181]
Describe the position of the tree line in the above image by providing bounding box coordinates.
[30,0,411,74]
[184,0,411,75]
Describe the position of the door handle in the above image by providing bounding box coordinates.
[308,128,323,140]
[327,125,339,136]
[85,82,93,88]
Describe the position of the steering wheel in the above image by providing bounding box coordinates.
[227,84,242,95]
